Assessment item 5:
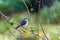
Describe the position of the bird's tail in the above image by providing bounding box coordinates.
[15,25,21,30]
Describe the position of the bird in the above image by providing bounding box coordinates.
[15,18,28,30]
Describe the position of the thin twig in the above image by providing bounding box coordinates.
[37,0,49,40]
[23,0,30,15]
[38,19,49,40]
[2,17,17,39]
[0,11,8,20]
[22,0,35,34]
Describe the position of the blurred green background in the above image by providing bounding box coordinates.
[0,0,60,40]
